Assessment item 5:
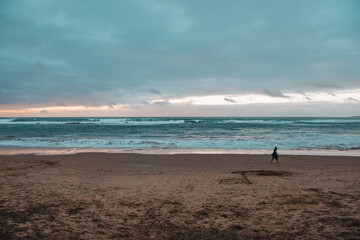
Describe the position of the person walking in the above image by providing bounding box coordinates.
[270,147,279,163]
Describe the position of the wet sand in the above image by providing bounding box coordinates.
[0,153,359,239]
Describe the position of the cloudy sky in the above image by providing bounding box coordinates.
[0,0,359,117]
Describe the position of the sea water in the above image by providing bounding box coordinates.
[0,117,359,153]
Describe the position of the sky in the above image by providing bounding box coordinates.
[0,0,359,117]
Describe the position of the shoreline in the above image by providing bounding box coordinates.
[1,146,360,156]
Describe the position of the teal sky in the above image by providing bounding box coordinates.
[0,0,359,116]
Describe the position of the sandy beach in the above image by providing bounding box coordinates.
[0,153,359,239]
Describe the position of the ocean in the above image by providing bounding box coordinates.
[0,117,359,153]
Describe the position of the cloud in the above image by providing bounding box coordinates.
[346,97,359,102]
[261,89,288,98]
[224,97,236,103]
[35,60,46,70]
[40,109,49,113]
[297,91,312,101]
[0,0,359,117]
[148,99,171,106]
[2,89,359,117]
[154,89,360,106]
[149,89,162,95]
[311,83,342,89]
[56,102,67,106]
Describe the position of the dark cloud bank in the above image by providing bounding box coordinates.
[0,0,359,109]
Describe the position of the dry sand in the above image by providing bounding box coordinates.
[0,153,359,239]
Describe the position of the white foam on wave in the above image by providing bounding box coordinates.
[1,117,359,125]
[1,134,359,151]
[296,119,360,124]
[0,118,14,123]
[228,119,293,124]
